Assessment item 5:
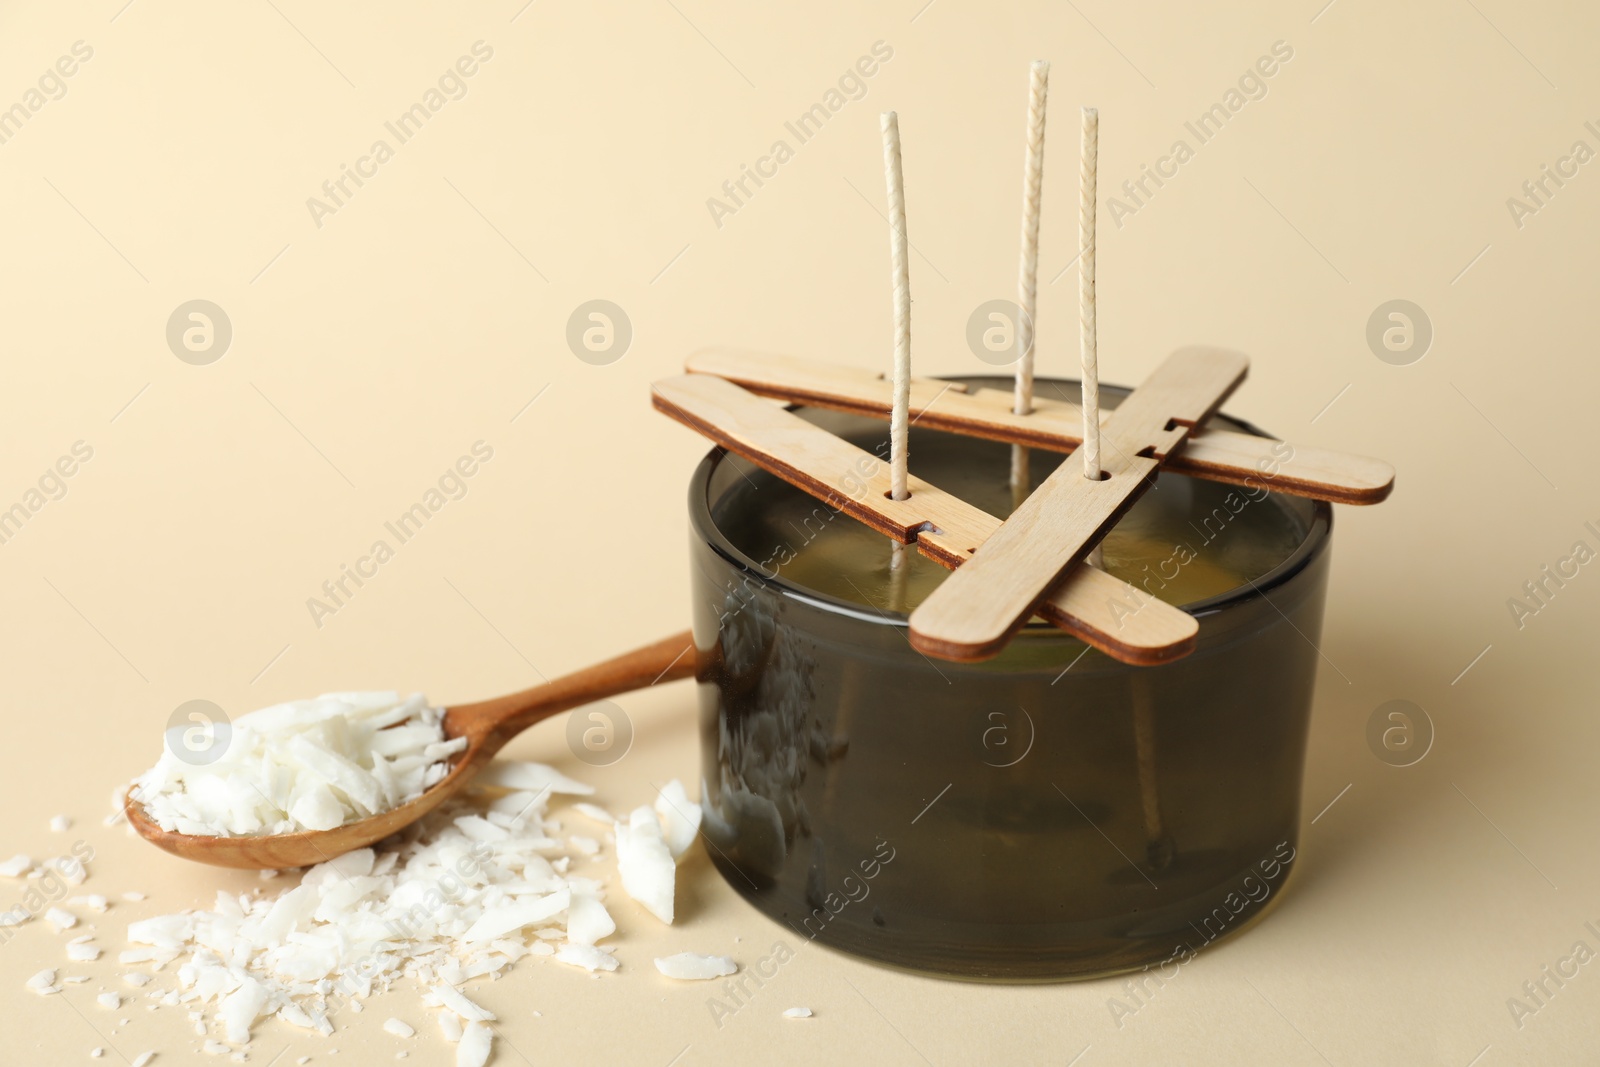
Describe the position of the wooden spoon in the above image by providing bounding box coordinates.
[124,631,699,870]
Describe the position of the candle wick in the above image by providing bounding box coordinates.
[1011,60,1050,502]
[882,111,912,505]
[1080,105,1101,485]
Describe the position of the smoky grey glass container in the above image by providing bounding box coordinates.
[687,377,1331,981]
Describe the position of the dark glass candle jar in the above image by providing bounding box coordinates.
[688,377,1331,981]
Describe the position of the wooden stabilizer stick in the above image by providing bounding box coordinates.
[652,373,1198,666]
[906,347,1248,662]
[683,348,1394,506]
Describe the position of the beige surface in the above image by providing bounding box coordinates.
[1,1,1597,1064]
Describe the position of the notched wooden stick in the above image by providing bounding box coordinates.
[684,347,1395,505]
[907,347,1249,662]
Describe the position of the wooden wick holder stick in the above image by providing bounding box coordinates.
[684,348,1395,506]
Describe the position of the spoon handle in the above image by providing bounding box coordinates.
[444,630,698,753]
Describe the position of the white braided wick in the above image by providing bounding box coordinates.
[1079,106,1101,481]
[1013,59,1049,418]
[882,111,912,502]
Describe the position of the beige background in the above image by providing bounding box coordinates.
[1,0,1597,1063]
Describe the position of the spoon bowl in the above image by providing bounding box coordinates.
[125,631,699,870]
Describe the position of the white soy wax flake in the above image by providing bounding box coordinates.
[457,1022,492,1067]
[382,1018,415,1039]
[475,761,595,796]
[565,890,615,946]
[68,937,102,961]
[51,855,88,885]
[46,907,78,931]
[90,1050,104,1059]
[27,968,60,995]
[654,953,737,980]
[616,806,676,923]
[783,1006,814,1019]
[122,891,147,902]
[0,854,32,878]
[0,906,30,927]
[69,894,109,913]
[131,1054,155,1067]
[554,943,618,972]
[430,985,495,1023]
[97,992,121,1010]
[654,779,702,860]
[50,815,72,832]
[571,802,616,825]
[123,972,154,987]
[132,691,453,837]
[203,1040,230,1055]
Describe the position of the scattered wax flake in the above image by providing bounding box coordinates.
[654,953,737,980]
[26,969,60,995]
[219,977,268,1045]
[69,894,109,913]
[456,1022,492,1067]
[461,890,571,944]
[131,1054,155,1067]
[383,1018,415,1039]
[122,891,147,902]
[51,856,88,885]
[568,835,599,856]
[91,1049,104,1059]
[46,906,78,931]
[50,814,72,832]
[97,992,121,1010]
[616,806,676,923]
[0,907,30,927]
[0,854,32,878]
[565,890,615,946]
[68,940,103,962]
[571,803,616,826]
[783,1007,814,1019]
[553,943,618,972]
[101,759,647,1048]
[654,779,702,860]
[476,761,595,796]
[203,1040,230,1055]
[431,984,495,1023]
